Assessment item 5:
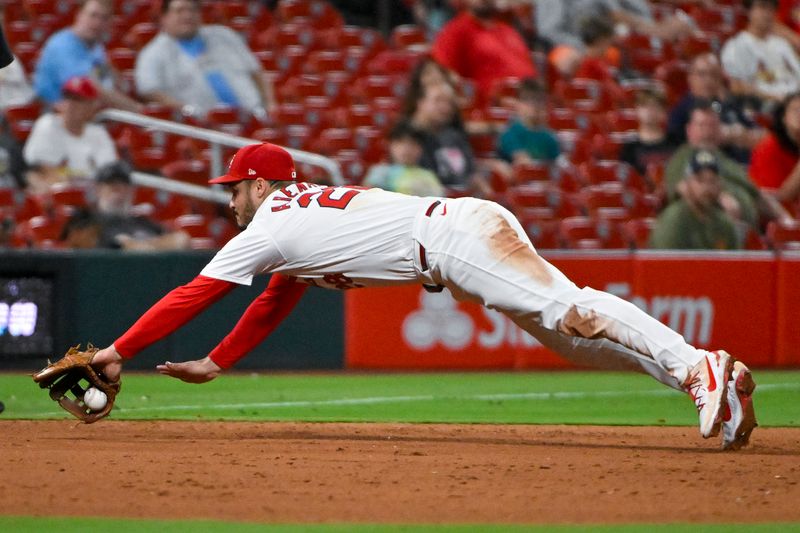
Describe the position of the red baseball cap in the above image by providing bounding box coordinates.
[62,76,99,100]
[209,142,297,185]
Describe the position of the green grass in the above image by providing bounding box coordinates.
[1,517,800,533]
[1,370,798,427]
[3,371,798,531]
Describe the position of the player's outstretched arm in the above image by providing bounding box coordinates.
[156,357,222,384]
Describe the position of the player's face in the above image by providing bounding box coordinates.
[228,181,258,229]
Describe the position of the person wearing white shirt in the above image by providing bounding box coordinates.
[721,0,800,105]
[23,76,117,193]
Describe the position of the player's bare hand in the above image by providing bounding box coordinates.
[157,357,222,384]
[91,345,123,383]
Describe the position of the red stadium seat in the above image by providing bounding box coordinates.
[622,217,656,250]
[391,24,428,49]
[469,133,497,159]
[508,184,581,218]
[161,160,210,186]
[366,49,423,75]
[579,160,649,192]
[305,50,348,75]
[172,214,211,238]
[208,217,240,247]
[251,127,288,146]
[560,216,626,249]
[318,26,386,56]
[107,47,137,71]
[580,183,660,218]
[513,162,552,185]
[767,220,800,251]
[311,128,356,155]
[123,22,159,50]
[519,217,562,249]
[48,183,89,210]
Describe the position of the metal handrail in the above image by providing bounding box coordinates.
[96,108,344,185]
[131,171,229,204]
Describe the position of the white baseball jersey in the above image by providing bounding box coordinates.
[201,181,709,390]
[201,183,434,288]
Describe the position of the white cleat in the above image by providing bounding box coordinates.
[684,350,733,439]
[721,360,757,451]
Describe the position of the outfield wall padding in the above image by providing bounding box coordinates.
[346,251,799,369]
[0,250,343,371]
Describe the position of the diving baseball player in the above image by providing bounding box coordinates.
[90,143,757,450]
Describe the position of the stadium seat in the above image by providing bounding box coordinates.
[48,183,89,210]
[365,49,421,75]
[767,220,800,251]
[333,150,367,184]
[606,108,639,133]
[549,108,597,134]
[621,217,656,250]
[318,26,386,57]
[15,215,65,247]
[208,216,240,247]
[391,24,428,49]
[512,162,552,185]
[519,217,562,249]
[580,183,660,218]
[508,184,581,218]
[468,133,497,159]
[654,60,689,106]
[172,214,211,238]
[305,49,348,75]
[107,47,137,71]
[560,216,626,249]
[123,22,159,49]
[205,105,241,127]
[311,128,356,155]
[580,160,649,191]
[250,127,289,146]
[161,160,210,186]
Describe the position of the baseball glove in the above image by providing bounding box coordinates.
[32,344,120,424]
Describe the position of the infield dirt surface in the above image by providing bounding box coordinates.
[1,420,799,524]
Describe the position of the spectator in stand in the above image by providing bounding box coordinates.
[497,78,560,165]
[33,0,141,112]
[0,116,28,189]
[135,0,276,120]
[363,121,445,197]
[664,103,762,227]
[404,81,494,195]
[574,15,626,105]
[23,77,117,193]
[536,0,695,51]
[0,58,35,109]
[431,0,536,105]
[721,0,800,107]
[749,91,800,203]
[668,53,765,165]
[776,0,800,50]
[93,161,190,250]
[650,149,741,250]
[620,88,678,178]
[59,208,103,249]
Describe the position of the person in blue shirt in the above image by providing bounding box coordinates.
[33,0,141,111]
[497,78,561,165]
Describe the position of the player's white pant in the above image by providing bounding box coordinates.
[413,197,706,390]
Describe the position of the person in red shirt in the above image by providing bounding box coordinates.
[431,0,536,105]
[573,15,626,106]
[749,91,800,203]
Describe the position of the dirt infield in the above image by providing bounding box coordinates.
[1,421,799,524]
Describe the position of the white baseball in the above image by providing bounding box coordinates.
[83,387,108,411]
